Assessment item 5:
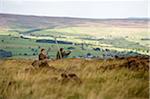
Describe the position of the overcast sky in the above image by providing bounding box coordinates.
[0,0,149,18]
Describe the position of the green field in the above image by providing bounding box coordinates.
[0,14,149,59]
[0,26,149,59]
[0,35,104,59]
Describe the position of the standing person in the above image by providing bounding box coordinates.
[56,48,71,59]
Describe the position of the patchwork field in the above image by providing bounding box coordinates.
[0,14,149,59]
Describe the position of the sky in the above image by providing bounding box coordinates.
[0,0,149,19]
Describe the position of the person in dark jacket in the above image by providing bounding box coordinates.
[56,48,71,59]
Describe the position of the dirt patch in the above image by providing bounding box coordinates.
[98,55,149,72]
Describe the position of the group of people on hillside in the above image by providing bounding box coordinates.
[39,48,71,60]
[33,48,82,84]
[35,48,71,67]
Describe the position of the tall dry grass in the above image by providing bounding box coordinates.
[0,58,149,99]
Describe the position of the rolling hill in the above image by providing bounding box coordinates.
[0,13,148,29]
[0,13,149,59]
[0,14,149,99]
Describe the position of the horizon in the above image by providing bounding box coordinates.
[0,1,148,19]
[0,13,149,20]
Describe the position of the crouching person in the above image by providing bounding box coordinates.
[32,48,49,68]
[39,48,49,67]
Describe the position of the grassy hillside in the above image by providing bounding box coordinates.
[0,56,149,99]
[0,14,149,58]
[0,14,149,99]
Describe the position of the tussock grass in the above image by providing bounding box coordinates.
[0,58,149,99]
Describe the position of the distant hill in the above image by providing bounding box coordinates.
[0,13,148,29]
